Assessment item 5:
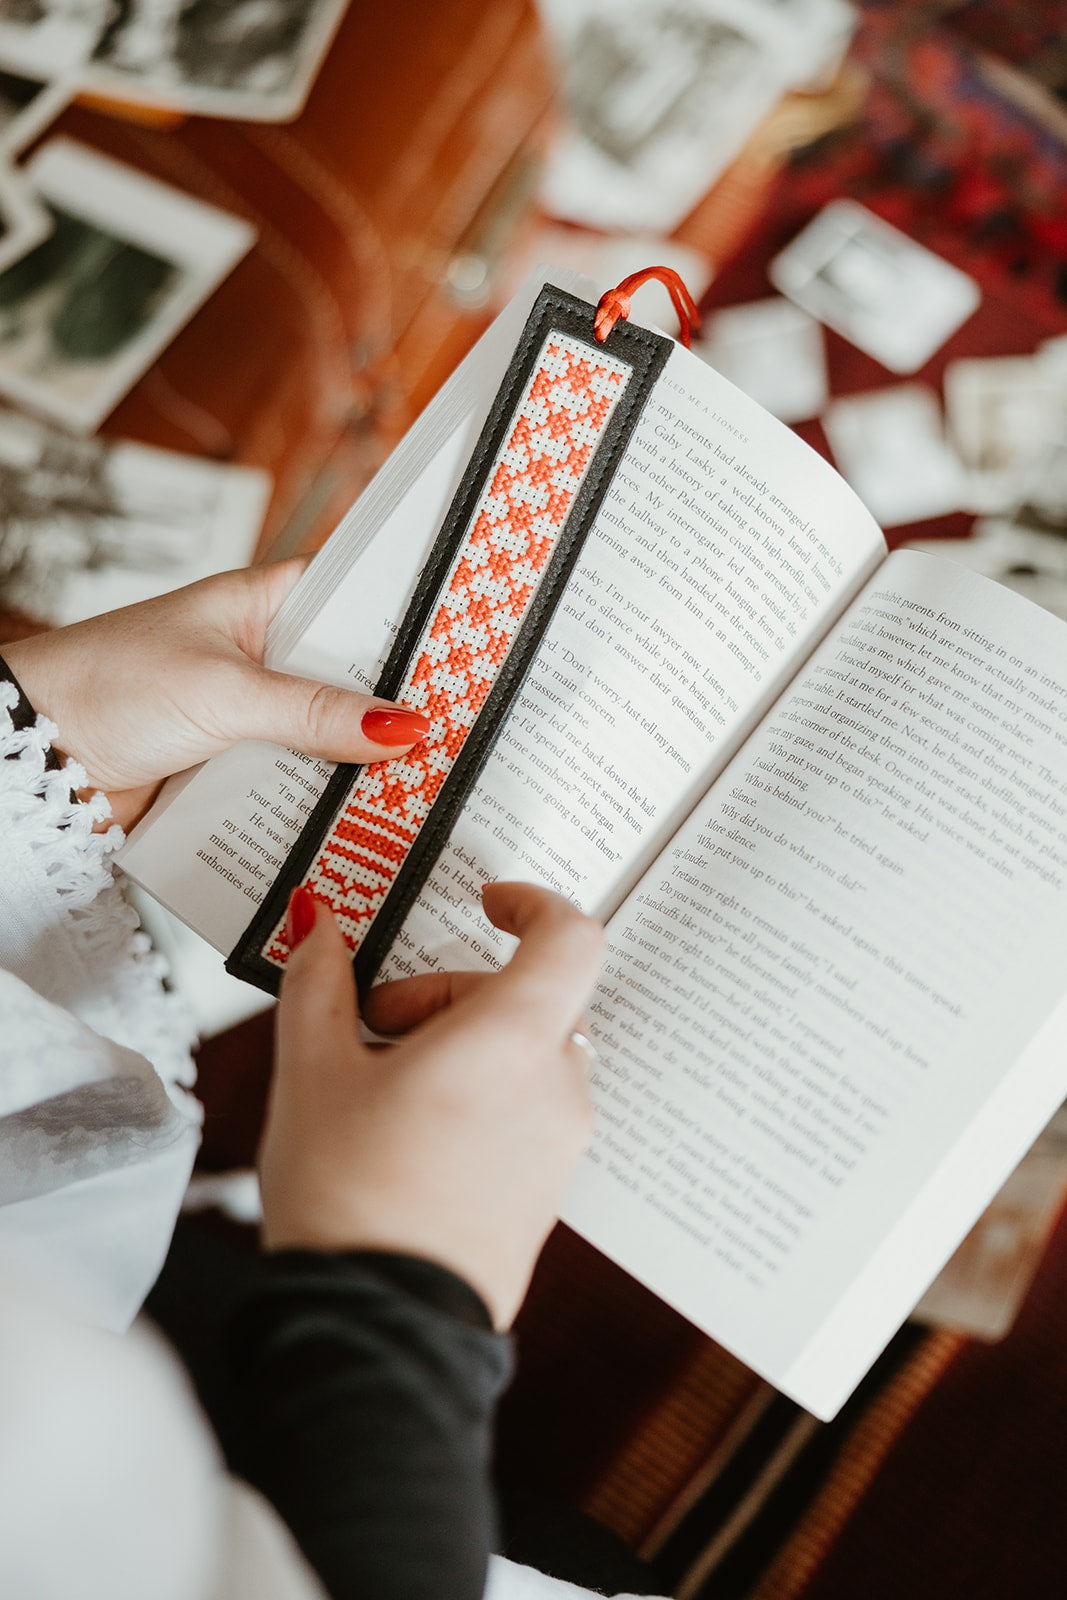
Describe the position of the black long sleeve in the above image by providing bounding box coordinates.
[222,1249,512,1600]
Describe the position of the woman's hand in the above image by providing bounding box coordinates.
[3,560,430,829]
[259,882,605,1330]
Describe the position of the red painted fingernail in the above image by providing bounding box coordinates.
[361,706,432,747]
[286,885,317,949]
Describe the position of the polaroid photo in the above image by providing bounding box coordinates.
[0,0,106,77]
[942,355,1067,514]
[696,296,828,423]
[0,407,270,625]
[82,0,351,122]
[769,199,981,373]
[0,64,74,155]
[0,160,50,271]
[538,0,854,233]
[0,137,255,434]
[822,383,967,528]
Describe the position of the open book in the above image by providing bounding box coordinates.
[120,269,1067,1419]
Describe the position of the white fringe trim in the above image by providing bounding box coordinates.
[0,688,200,1119]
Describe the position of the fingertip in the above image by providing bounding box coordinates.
[285,884,318,950]
[480,881,605,1015]
[360,705,432,749]
[363,969,486,1034]
[279,890,354,987]
[265,679,433,766]
[480,878,538,934]
[482,879,598,943]
[218,557,310,639]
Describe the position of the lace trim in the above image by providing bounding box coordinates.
[0,684,200,1114]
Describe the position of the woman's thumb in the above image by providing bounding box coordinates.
[231,659,431,765]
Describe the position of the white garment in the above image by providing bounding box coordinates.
[0,682,200,1328]
[0,1272,329,1600]
[0,1267,665,1600]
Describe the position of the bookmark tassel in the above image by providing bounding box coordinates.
[594,266,702,349]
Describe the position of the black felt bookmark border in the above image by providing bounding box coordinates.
[227,286,672,997]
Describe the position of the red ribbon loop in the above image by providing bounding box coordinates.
[594,266,701,349]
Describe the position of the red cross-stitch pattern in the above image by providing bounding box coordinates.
[264,332,631,967]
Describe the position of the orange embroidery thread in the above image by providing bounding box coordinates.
[594,266,701,349]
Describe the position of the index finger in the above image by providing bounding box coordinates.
[479,881,606,1032]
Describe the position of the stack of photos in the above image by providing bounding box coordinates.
[0,0,350,122]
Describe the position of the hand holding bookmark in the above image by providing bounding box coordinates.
[3,559,430,829]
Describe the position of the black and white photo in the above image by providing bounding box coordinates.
[770,200,982,373]
[0,137,255,432]
[0,406,270,623]
[537,0,855,232]
[944,352,1067,513]
[0,159,50,271]
[83,0,351,121]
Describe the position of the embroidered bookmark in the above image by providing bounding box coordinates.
[227,285,672,996]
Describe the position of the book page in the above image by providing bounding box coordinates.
[120,321,883,957]
[565,551,1067,1416]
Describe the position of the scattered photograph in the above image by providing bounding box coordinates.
[0,137,255,433]
[0,407,270,624]
[82,0,352,122]
[1037,331,1067,378]
[0,159,50,271]
[538,0,854,232]
[943,354,1067,513]
[770,200,981,373]
[0,0,108,77]
[822,384,967,528]
[563,7,756,169]
[696,296,828,424]
[0,64,73,154]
